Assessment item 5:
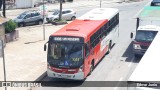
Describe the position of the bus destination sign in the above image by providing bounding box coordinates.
[53,37,81,42]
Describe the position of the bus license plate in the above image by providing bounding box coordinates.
[57,74,70,78]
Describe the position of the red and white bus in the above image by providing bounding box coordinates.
[44,8,119,80]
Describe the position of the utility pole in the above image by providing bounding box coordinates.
[59,0,62,21]
[1,40,7,90]
[2,0,6,17]
[43,0,45,40]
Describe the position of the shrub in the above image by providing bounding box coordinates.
[5,20,17,33]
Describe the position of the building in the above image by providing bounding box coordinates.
[6,0,40,9]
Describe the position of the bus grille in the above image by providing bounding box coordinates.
[140,45,148,49]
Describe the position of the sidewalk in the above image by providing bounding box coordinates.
[0,24,66,90]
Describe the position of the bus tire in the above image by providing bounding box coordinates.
[107,41,112,54]
[89,61,94,75]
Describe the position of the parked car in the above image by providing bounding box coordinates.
[46,9,76,23]
[14,10,43,27]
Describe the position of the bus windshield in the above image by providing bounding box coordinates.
[48,43,83,68]
[135,30,158,42]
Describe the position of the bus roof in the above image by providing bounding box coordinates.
[51,19,107,39]
[138,6,160,20]
[138,25,160,31]
[128,32,160,82]
[78,8,119,20]
[51,8,119,41]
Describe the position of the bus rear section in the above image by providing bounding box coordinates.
[44,8,119,80]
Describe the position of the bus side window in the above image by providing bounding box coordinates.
[85,42,90,58]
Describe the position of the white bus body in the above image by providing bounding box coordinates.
[128,32,160,90]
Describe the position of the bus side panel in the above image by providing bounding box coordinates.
[111,25,119,45]
[101,35,110,53]
[102,45,109,56]
[94,43,101,64]
[84,54,93,78]
[94,42,107,65]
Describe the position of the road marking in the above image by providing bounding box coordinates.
[114,77,123,90]
[128,57,134,67]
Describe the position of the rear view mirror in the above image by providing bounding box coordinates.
[44,41,48,51]
[130,32,133,39]
[44,44,47,51]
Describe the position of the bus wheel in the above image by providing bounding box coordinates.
[107,41,112,54]
[89,61,94,75]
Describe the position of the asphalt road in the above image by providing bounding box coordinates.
[31,1,149,90]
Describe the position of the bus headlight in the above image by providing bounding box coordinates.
[79,65,83,72]
[133,44,141,49]
[47,63,51,70]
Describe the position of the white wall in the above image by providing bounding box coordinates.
[15,0,33,8]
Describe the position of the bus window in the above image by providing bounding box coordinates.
[85,42,90,57]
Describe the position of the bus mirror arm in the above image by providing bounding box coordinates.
[44,41,48,51]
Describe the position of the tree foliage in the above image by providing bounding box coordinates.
[5,20,17,33]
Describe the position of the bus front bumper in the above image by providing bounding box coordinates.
[47,69,85,80]
[133,49,146,55]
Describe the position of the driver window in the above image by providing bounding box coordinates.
[50,44,61,59]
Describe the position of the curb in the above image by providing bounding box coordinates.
[35,71,47,81]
